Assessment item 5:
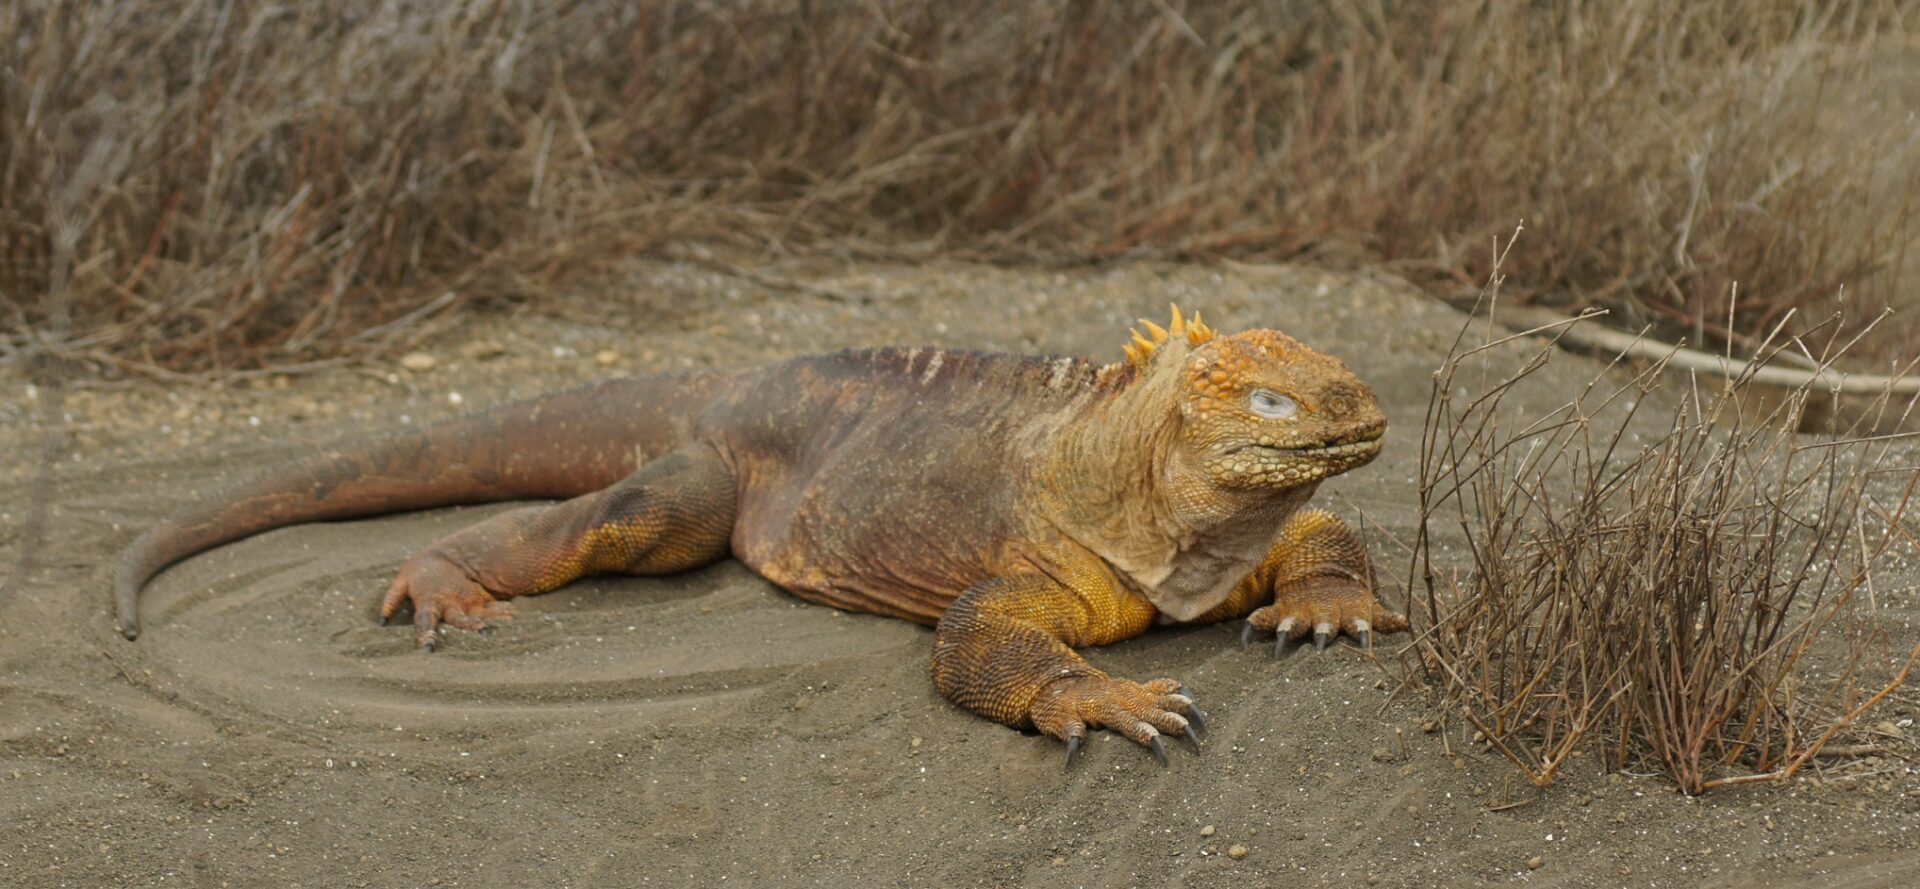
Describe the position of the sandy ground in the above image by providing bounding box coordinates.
[3,259,1919,888]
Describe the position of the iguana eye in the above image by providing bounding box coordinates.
[1249,389,1298,420]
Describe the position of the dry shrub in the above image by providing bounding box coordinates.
[1406,252,1920,795]
[4,1,1919,373]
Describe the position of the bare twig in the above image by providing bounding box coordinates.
[1499,307,1920,395]
[1405,249,1917,795]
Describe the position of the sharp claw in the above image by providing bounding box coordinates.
[1149,734,1168,767]
[421,640,436,654]
[1240,622,1255,649]
[1357,629,1371,651]
[1183,724,1202,753]
[1064,735,1082,771]
[379,615,389,626]
[1275,634,1290,658]
[1314,629,1331,653]
[1187,704,1209,736]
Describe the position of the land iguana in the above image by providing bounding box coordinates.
[115,307,1406,764]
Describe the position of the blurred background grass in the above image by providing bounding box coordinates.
[3,0,1917,375]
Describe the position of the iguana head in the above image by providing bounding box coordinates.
[1123,306,1386,494]
[1040,306,1385,620]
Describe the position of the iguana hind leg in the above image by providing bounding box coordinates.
[932,562,1207,767]
[380,446,737,650]
[1208,508,1408,655]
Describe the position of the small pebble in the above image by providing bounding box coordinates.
[1371,746,1394,763]
[1527,856,1544,870]
[910,737,923,749]
[1874,720,1904,739]
[1227,844,1249,860]
[400,352,437,371]
[1200,824,1216,837]
[595,349,622,367]
[462,340,506,360]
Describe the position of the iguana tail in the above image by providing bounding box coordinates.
[114,374,718,639]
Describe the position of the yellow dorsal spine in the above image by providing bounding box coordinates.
[1122,304,1218,368]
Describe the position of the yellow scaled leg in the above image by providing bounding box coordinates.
[379,447,737,650]
[1197,508,1408,655]
[931,551,1209,768]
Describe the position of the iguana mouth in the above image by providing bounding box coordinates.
[1235,431,1383,459]
[1244,437,1382,458]
[1284,438,1382,459]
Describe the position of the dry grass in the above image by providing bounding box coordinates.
[1404,244,1920,795]
[3,1,1919,374]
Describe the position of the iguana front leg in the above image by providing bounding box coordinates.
[931,561,1207,766]
[1201,508,1409,654]
[379,446,737,650]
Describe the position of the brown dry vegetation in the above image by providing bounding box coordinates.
[1404,257,1920,795]
[3,0,1918,375]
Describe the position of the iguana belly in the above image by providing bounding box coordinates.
[730,472,1023,626]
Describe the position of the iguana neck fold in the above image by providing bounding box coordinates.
[1036,353,1186,545]
[1031,334,1290,616]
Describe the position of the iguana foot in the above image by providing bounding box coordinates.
[378,552,515,651]
[1240,579,1408,656]
[1031,676,1206,768]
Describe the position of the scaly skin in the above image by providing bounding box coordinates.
[116,307,1403,764]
